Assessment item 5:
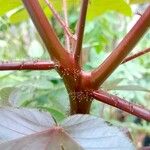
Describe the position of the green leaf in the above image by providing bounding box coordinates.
[87,0,132,20]
[9,7,29,24]
[9,0,63,24]
[8,87,35,107]
[0,0,22,16]
[26,78,54,90]
[28,40,44,58]
[129,0,150,4]
[102,78,124,90]
[38,106,66,122]
[108,85,150,92]
[0,87,15,106]
[0,87,13,100]
[2,0,132,24]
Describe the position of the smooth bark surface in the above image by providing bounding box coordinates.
[0,61,55,70]
[92,90,150,121]
[92,6,150,87]
[18,1,150,118]
[74,0,89,65]
[122,47,150,64]
[22,0,69,62]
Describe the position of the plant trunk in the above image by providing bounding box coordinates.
[69,89,93,114]
[57,57,94,114]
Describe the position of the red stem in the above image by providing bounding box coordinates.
[2,47,149,71]
[91,90,150,121]
[0,61,55,70]
[74,0,89,65]
[92,5,150,87]
[22,0,69,62]
[44,0,75,48]
[122,47,150,64]
[21,0,150,118]
[62,0,70,50]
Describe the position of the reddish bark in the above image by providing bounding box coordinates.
[4,0,149,119]
[92,5,150,87]
[1,46,149,72]
[122,47,150,64]
[91,90,150,121]
[74,0,89,65]
[0,61,55,70]
[22,0,69,63]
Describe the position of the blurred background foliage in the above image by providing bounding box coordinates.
[0,0,150,148]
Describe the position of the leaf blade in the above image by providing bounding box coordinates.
[62,115,135,150]
[0,108,55,142]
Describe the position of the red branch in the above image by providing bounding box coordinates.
[91,90,150,121]
[2,47,149,71]
[122,47,150,64]
[22,0,69,62]
[21,0,150,118]
[0,61,55,70]
[92,5,150,87]
[62,0,70,50]
[44,0,75,48]
[74,0,89,64]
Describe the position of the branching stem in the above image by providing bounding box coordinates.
[21,1,150,119]
[92,6,150,87]
[92,90,150,121]
[74,0,89,65]
[22,0,68,62]
[44,0,75,49]
[62,0,70,50]
[122,47,150,64]
[0,60,55,70]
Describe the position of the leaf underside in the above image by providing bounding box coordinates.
[0,108,135,150]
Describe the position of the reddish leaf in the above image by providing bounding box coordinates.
[0,108,135,150]
[0,108,55,142]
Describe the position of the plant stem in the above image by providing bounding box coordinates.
[0,60,55,70]
[74,0,89,65]
[3,48,150,71]
[22,0,150,118]
[92,90,150,121]
[122,47,150,64]
[44,0,75,50]
[22,0,69,62]
[92,6,150,87]
[62,0,70,50]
